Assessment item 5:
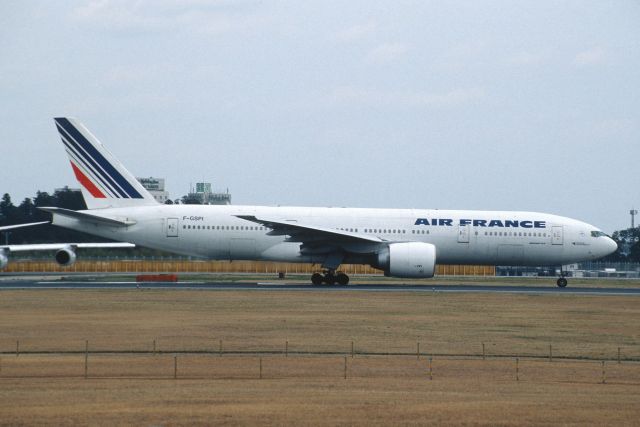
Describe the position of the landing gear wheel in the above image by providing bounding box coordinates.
[336,272,349,286]
[323,273,337,285]
[556,277,568,288]
[311,272,323,285]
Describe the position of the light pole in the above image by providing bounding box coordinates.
[631,210,638,229]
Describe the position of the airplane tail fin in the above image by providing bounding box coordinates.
[54,117,159,210]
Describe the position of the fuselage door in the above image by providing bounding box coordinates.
[458,224,470,243]
[551,226,563,245]
[167,218,179,237]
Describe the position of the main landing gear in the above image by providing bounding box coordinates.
[311,270,349,286]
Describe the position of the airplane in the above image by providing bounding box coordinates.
[0,117,618,287]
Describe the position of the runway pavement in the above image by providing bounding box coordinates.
[1,279,640,295]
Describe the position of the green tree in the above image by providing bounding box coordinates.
[19,198,35,220]
[53,187,86,210]
[0,193,18,225]
[609,228,640,262]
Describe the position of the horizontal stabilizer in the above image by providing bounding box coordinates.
[38,207,136,226]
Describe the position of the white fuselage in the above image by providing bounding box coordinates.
[52,205,616,267]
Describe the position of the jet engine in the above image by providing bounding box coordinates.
[55,246,77,266]
[375,242,436,278]
[0,251,7,270]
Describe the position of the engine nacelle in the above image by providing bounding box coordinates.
[55,246,77,266]
[376,242,436,278]
[0,251,7,270]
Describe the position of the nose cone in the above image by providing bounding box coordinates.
[601,237,618,257]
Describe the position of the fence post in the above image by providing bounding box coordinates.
[285,340,288,358]
[351,341,354,358]
[153,339,156,355]
[16,340,19,357]
[618,347,621,364]
[515,357,519,381]
[219,340,222,357]
[482,342,485,360]
[549,344,552,362]
[344,356,347,379]
[601,361,605,384]
[174,356,178,379]
[428,357,433,380]
[260,358,263,379]
[84,340,89,379]
[417,342,420,360]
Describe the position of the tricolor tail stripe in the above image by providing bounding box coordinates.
[64,146,117,198]
[54,118,143,199]
[56,121,130,198]
[70,161,106,198]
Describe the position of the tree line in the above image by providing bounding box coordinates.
[1,188,638,262]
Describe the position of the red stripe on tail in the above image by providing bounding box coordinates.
[70,161,106,198]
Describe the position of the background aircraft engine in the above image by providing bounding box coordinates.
[55,246,77,266]
[0,252,7,269]
[376,242,436,278]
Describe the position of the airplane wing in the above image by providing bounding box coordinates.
[0,221,50,231]
[0,241,135,269]
[235,215,384,243]
[236,215,386,269]
[2,242,135,252]
[0,220,135,269]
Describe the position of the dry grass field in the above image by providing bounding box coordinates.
[0,287,639,425]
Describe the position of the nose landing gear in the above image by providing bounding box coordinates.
[311,270,349,285]
[556,266,568,287]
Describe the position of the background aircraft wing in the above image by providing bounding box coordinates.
[0,221,50,231]
[2,242,135,252]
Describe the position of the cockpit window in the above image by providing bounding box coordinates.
[591,231,608,238]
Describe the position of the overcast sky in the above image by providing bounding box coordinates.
[1,1,639,233]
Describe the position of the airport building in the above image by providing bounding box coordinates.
[136,177,170,204]
[186,182,231,205]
